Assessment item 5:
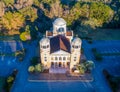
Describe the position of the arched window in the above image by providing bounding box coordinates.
[47,45,49,48]
[72,45,74,48]
[63,57,66,60]
[43,46,46,49]
[58,28,64,32]
[75,46,78,49]
[55,57,58,60]
[59,57,62,60]
[44,57,47,61]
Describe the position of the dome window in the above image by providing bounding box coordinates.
[43,46,46,49]
[58,28,64,32]
[75,46,78,49]
[72,45,74,48]
[47,45,49,48]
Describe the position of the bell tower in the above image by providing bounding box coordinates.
[53,18,67,36]
[70,37,82,71]
[40,37,51,69]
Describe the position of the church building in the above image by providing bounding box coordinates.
[39,18,82,73]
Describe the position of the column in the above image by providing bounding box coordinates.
[61,62,63,68]
[65,62,67,68]
[54,62,55,68]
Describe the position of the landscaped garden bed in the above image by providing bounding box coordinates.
[0,48,26,61]
[92,48,103,61]
[103,69,120,92]
[0,69,18,92]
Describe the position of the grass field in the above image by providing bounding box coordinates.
[0,35,20,41]
[88,29,120,40]
[0,77,6,91]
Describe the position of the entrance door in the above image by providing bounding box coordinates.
[55,62,57,68]
[67,62,70,67]
[59,62,61,67]
[51,62,54,68]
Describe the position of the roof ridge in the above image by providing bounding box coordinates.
[59,36,67,51]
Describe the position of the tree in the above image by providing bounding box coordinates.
[19,7,37,22]
[20,25,31,41]
[76,64,86,74]
[0,1,5,17]
[81,18,101,29]
[89,2,114,27]
[0,11,25,34]
[14,0,33,9]
[63,2,81,26]
[2,0,14,6]
[30,56,38,66]
[84,60,95,71]
[28,66,35,73]
[7,76,14,83]
[43,0,63,18]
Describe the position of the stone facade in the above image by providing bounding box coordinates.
[40,18,82,73]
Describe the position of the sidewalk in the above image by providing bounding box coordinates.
[28,73,93,82]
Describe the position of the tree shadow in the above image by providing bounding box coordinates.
[26,5,52,40]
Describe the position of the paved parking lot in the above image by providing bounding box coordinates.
[0,40,120,92]
[0,41,23,53]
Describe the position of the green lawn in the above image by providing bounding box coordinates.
[88,29,120,40]
[77,29,120,40]
[0,35,20,41]
[100,52,120,56]
[0,77,6,91]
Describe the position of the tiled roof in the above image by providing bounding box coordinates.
[50,35,71,53]
[47,31,53,36]
[66,31,72,36]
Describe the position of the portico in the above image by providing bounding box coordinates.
[51,61,70,68]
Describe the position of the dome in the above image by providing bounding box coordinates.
[40,37,49,45]
[72,37,82,45]
[53,18,66,26]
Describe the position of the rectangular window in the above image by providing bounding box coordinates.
[43,46,46,49]
[55,57,58,60]
[75,46,78,48]
[63,57,66,60]
[72,45,74,48]
[47,45,49,48]
[44,57,47,61]
[74,57,76,61]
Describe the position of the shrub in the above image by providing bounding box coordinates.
[76,64,86,74]
[81,48,84,54]
[30,57,38,66]
[28,66,35,73]
[84,60,95,72]
[92,48,97,52]
[7,76,14,83]
[87,39,93,44]
[20,31,31,41]
[15,49,26,61]
[35,63,43,72]
[95,53,102,60]
[92,48,102,61]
